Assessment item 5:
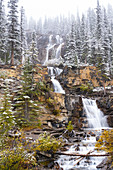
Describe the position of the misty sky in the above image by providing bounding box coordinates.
[4,0,113,19]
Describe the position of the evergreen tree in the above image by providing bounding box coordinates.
[0,86,15,146]
[7,0,21,65]
[80,14,89,64]
[28,31,39,65]
[90,37,97,65]
[13,58,39,127]
[64,23,77,67]
[13,34,39,126]
[20,6,27,64]
[87,8,96,36]
[102,8,111,75]
[96,0,102,40]
[0,0,7,63]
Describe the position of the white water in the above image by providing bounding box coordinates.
[56,98,109,169]
[48,67,65,94]
[51,77,65,94]
[57,135,106,170]
[82,98,108,129]
[44,35,56,65]
[43,35,64,66]
[45,35,65,94]
[56,43,64,59]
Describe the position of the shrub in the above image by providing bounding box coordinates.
[34,132,63,154]
[66,121,73,132]
[80,83,93,93]
[0,146,37,170]
[95,130,113,165]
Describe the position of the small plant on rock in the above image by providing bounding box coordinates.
[66,121,73,132]
[80,83,93,94]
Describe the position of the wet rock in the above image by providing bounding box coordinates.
[89,131,96,136]
[75,144,80,151]
[96,158,109,169]
[96,135,100,141]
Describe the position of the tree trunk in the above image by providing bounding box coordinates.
[24,100,29,120]
[10,42,14,65]
[55,152,109,157]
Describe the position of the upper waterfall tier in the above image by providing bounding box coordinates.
[43,35,64,66]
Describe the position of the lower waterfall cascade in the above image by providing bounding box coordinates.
[82,98,108,129]
[56,98,110,170]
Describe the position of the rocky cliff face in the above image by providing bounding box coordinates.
[54,65,113,128]
[0,64,113,129]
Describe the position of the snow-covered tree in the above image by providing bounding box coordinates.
[25,31,39,65]
[7,0,21,65]
[64,23,77,66]
[20,6,27,64]
[96,0,102,40]
[0,85,15,140]
[0,0,7,63]
[13,49,39,126]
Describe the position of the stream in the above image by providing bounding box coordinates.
[56,98,109,170]
[43,34,110,170]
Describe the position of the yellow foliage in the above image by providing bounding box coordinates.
[95,130,113,163]
[33,132,63,154]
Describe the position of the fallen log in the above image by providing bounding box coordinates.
[74,150,94,166]
[55,152,109,157]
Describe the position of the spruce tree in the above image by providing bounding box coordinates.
[64,23,77,67]
[0,86,15,147]
[7,0,21,65]
[20,6,27,64]
[0,0,7,63]
[96,0,102,40]
[13,58,39,127]
[14,35,39,126]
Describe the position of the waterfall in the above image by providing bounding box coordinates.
[48,67,65,94]
[82,98,108,129]
[43,35,56,65]
[44,34,64,66]
[44,35,65,94]
[56,43,64,59]
[56,98,109,169]
[51,77,65,94]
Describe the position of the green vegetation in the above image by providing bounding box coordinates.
[0,145,37,170]
[0,86,16,148]
[95,130,113,165]
[66,121,73,132]
[0,70,8,79]
[80,83,93,94]
[34,132,63,154]
[13,57,40,128]
[46,97,61,115]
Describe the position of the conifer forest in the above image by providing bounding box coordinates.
[0,0,113,169]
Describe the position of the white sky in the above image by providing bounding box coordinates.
[4,0,113,20]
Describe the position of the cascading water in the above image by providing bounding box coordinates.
[82,98,108,129]
[43,35,64,66]
[56,98,109,169]
[48,67,65,94]
[44,34,65,94]
[56,43,64,59]
[44,35,56,65]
